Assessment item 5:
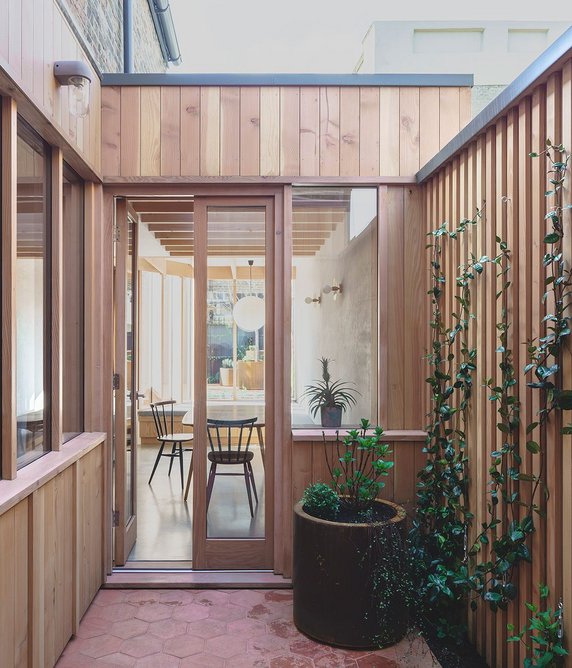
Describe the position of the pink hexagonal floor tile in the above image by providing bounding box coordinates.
[269,656,314,668]
[56,653,98,667]
[187,618,227,639]
[227,618,268,639]
[225,653,272,668]
[356,656,398,668]
[119,634,165,658]
[204,634,247,659]
[94,590,128,606]
[194,590,231,607]
[134,602,174,622]
[89,603,137,623]
[172,603,211,623]
[206,603,246,623]
[248,634,290,655]
[124,590,161,605]
[149,618,189,639]
[268,619,303,640]
[228,590,267,608]
[264,591,294,604]
[93,651,136,666]
[159,589,196,606]
[109,617,149,639]
[288,638,334,662]
[164,635,205,658]
[135,653,182,668]
[314,653,359,667]
[179,652,225,667]
[247,603,284,623]
[75,616,114,639]
[70,635,123,659]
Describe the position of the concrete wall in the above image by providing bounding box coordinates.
[356,20,571,115]
[292,222,377,427]
[57,0,166,73]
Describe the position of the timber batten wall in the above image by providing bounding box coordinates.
[101,84,472,179]
[420,50,572,668]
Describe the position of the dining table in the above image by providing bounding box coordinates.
[181,405,265,501]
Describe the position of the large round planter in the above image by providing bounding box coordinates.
[293,499,408,649]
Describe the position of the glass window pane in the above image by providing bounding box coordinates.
[16,124,50,466]
[62,166,84,443]
[206,206,266,539]
[291,187,378,429]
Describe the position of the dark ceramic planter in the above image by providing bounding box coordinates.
[293,499,408,650]
[320,406,342,428]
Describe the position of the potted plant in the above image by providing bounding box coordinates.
[219,358,234,386]
[293,420,409,649]
[302,357,358,427]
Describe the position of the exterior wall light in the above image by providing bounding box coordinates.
[53,61,92,118]
[322,281,343,300]
[304,296,321,305]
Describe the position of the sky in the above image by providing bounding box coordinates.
[169,0,572,74]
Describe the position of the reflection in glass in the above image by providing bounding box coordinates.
[206,207,266,539]
[16,124,50,467]
[62,166,84,443]
[291,187,378,428]
[126,221,135,519]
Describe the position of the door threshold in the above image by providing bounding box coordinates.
[105,569,291,589]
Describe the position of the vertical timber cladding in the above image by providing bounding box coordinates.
[0,0,102,175]
[100,85,472,178]
[421,58,572,668]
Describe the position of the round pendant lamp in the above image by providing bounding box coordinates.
[233,260,265,332]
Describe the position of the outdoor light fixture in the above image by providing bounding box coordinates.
[53,61,92,118]
[323,280,343,300]
[233,260,265,332]
[304,296,321,305]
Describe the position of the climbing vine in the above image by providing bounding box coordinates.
[413,141,571,646]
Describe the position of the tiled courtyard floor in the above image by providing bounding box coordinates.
[57,589,440,667]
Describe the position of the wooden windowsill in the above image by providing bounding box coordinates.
[291,429,427,442]
[0,431,106,515]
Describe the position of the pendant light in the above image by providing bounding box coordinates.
[233,260,265,332]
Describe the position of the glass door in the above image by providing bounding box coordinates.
[113,199,139,565]
[192,197,274,569]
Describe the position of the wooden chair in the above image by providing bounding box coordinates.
[148,400,194,490]
[206,417,259,517]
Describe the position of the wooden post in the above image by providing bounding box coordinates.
[1,96,17,480]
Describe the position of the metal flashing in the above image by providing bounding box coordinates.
[101,72,474,87]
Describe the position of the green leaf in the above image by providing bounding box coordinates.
[526,440,540,454]
[555,390,572,410]
[544,233,560,245]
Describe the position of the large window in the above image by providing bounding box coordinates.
[16,122,51,466]
[291,187,378,428]
[62,165,84,443]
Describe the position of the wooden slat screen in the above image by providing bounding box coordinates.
[422,56,572,668]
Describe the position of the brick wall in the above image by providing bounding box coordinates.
[57,0,167,73]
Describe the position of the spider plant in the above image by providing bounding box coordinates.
[302,357,359,419]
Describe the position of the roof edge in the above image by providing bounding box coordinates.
[100,72,474,87]
[416,25,572,183]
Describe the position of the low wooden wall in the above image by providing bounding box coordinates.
[0,434,106,667]
[421,52,572,667]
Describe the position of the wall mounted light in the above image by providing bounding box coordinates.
[54,61,92,118]
[322,280,343,300]
[304,296,321,305]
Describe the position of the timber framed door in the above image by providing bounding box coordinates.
[192,196,275,569]
[113,198,139,565]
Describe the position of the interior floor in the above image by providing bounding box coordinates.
[127,440,266,563]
